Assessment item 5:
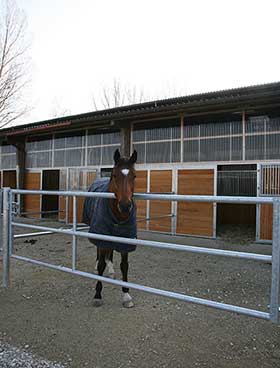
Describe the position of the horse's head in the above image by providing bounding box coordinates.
[110,149,137,214]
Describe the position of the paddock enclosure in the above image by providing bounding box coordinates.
[1,187,280,324]
[1,82,280,241]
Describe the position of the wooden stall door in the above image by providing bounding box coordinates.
[135,170,147,230]
[24,172,41,218]
[149,170,172,232]
[177,169,215,237]
[259,165,280,241]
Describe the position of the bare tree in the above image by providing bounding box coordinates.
[92,79,146,110]
[0,0,30,129]
[50,97,71,118]
[92,79,188,111]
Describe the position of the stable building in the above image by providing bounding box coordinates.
[1,82,280,242]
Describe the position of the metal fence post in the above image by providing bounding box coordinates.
[270,198,280,323]
[0,189,3,253]
[72,195,77,270]
[0,189,3,216]
[2,188,11,288]
[9,191,14,256]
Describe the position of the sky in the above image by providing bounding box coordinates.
[15,0,280,125]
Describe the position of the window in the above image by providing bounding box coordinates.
[132,119,181,164]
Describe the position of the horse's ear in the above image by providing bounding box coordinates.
[129,150,137,165]
[114,149,121,165]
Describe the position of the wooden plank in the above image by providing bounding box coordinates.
[149,170,172,232]
[59,196,66,221]
[59,170,67,222]
[178,169,214,195]
[260,204,273,240]
[24,172,41,218]
[177,169,214,237]
[68,197,85,224]
[135,170,147,230]
[260,165,279,240]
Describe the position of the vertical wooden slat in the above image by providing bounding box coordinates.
[260,204,273,240]
[149,170,172,232]
[135,170,147,230]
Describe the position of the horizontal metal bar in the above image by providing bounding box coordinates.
[137,214,175,223]
[18,210,63,215]
[11,189,274,204]
[14,231,54,238]
[14,226,89,239]
[11,254,270,321]
[12,222,272,262]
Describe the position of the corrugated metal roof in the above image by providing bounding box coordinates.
[1,81,280,136]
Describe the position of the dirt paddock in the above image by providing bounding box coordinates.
[0,220,280,368]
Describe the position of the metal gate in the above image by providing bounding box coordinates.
[1,187,280,323]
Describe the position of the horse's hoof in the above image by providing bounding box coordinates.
[123,300,134,308]
[93,299,103,307]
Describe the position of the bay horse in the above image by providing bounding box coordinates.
[83,149,137,308]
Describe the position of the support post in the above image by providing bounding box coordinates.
[72,195,77,270]
[9,191,14,255]
[270,198,280,323]
[120,124,131,157]
[15,140,26,214]
[2,188,11,288]
[242,111,246,161]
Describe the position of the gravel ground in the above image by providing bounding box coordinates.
[0,340,65,368]
[0,220,280,367]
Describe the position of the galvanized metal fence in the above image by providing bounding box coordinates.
[1,187,280,323]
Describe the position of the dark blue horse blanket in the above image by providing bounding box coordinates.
[82,178,137,252]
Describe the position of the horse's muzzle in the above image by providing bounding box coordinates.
[118,200,132,214]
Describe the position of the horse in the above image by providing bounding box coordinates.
[82,149,137,308]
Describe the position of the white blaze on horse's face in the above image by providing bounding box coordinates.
[121,169,129,176]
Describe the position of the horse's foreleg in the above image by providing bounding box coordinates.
[105,249,115,278]
[95,247,100,272]
[94,250,106,307]
[120,252,134,308]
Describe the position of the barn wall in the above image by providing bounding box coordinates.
[2,111,280,240]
